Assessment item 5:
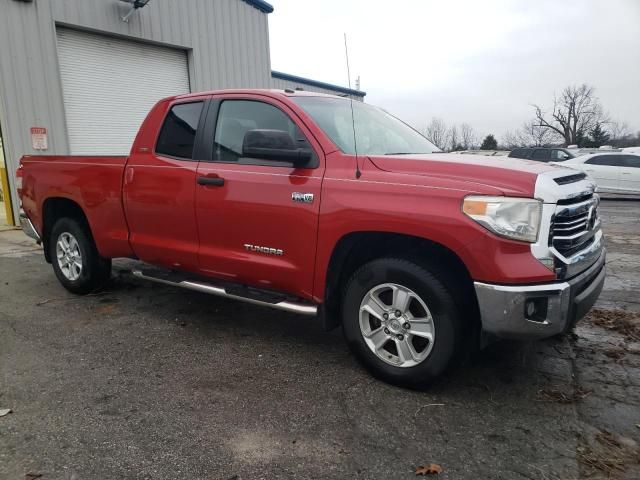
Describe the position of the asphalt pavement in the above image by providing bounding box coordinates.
[1,200,639,480]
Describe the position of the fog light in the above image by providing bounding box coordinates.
[525,297,549,323]
[526,301,536,317]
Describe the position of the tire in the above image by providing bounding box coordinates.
[49,217,112,294]
[342,257,462,389]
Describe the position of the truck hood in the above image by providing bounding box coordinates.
[368,153,565,197]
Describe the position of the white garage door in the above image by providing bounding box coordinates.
[56,28,190,155]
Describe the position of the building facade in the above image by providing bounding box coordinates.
[0,0,365,225]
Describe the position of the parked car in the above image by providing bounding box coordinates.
[509,147,577,162]
[17,89,605,388]
[556,153,640,194]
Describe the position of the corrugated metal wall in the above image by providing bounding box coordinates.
[0,0,272,223]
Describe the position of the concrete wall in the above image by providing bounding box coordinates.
[0,0,272,223]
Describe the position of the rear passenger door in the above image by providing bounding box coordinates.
[583,155,622,193]
[509,148,527,159]
[530,149,552,162]
[123,99,207,272]
[619,155,640,193]
[194,95,325,299]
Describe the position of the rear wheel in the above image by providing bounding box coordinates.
[342,257,462,389]
[50,217,111,294]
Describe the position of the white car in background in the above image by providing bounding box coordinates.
[556,152,640,194]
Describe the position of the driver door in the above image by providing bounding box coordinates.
[195,96,324,299]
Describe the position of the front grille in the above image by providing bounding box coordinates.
[550,196,600,258]
[557,192,593,205]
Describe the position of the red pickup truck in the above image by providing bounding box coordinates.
[17,89,605,387]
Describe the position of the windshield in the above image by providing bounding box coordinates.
[292,96,439,155]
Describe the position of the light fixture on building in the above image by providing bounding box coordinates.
[119,0,152,22]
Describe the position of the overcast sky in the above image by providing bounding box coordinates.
[268,0,640,140]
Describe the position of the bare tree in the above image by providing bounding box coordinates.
[524,120,560,146]
[502,121,563,149]
[448,125,460,151]
[422,119,480,151]
[501,129,529,150]
[423,117,449,150]
[609,121,630,141]
[502,121,558,149]
[532,84,608,146]
[460,123,477,150]
[607,122,640,148]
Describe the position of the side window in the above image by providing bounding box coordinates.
[531,149,550,161]
[586,155,624,166]
[156,102,204,159]
[510,149,525,158]
[552,149,570,160]
[213,100,316,166]
[623,155,640,168]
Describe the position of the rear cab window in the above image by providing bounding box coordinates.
[156,102,205,159]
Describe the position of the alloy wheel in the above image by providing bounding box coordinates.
[359,283,435,367]
[56,232,83,281]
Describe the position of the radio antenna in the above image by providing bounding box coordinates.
[344,33,361,179]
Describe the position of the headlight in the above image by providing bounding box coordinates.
[463,196,542,243]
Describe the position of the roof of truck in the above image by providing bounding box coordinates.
[171,88,356,102]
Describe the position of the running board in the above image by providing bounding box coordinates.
[131,269,318,316]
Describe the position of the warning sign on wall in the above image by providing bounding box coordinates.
[31,127,48,150]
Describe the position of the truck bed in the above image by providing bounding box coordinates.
[20,155,133,259]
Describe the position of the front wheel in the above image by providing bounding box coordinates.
[50,217,111,294]
[342,257,462,389]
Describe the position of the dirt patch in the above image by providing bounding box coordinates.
[602,347,627,361]
[578,430,640,478]
[585,308,640,342]
[536,387,591,404]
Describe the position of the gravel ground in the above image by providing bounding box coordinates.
[0,200,638,480]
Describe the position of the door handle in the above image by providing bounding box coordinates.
[197,176,225,186]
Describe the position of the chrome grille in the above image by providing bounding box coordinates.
[550,195,600,259]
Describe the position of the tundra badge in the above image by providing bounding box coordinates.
[291,192,314,204]
[244,244,284,256]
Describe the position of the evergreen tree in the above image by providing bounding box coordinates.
[587,124,610,147]
[576,129,588,148]
[480,134,498,150]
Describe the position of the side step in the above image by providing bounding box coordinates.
[131,268,318,316]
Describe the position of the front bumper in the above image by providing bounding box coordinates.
[19,209,41,242]
[474,249,606,340]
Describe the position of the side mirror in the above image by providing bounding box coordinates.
[242,129,312,166]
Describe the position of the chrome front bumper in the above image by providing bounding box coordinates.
[474,250,606,340]
[19,210,41,242]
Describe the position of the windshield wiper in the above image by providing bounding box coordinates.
[383,152,428,155]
